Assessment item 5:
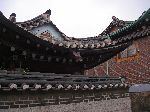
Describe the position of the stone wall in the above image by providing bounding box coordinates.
[0,97,131,112]
[0,88,132,112]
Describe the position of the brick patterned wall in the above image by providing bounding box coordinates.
[86,37,150,84]
[0,89,131,112]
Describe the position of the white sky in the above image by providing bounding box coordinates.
[0,0,150,38]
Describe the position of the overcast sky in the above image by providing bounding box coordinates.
[0,0,150,38]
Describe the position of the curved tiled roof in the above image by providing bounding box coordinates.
[85,29,150,84]
[99,16,126,36]
[15,11,69,41]
[0,8,149,73]
[85,9,150,84]
[13,8,150,56]
[13,9,150,50]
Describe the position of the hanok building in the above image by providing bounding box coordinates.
[86,14,150,84]
[0,8,149,112]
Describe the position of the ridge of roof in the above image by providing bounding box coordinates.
[109,8,150,40]
[0,8,149,50]
[15,10,69,41]
[0,9,149,71]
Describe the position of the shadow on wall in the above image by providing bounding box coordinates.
[129,84,150,112]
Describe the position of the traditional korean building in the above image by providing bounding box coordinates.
[86,14,150,84]
[0,9,149,112]
[0,9,133,75]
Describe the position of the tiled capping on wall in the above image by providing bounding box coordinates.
[0,88,129,109]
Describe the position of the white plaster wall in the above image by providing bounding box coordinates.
[31,24,63,40]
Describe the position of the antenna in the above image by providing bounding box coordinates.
[106,61,109,76]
